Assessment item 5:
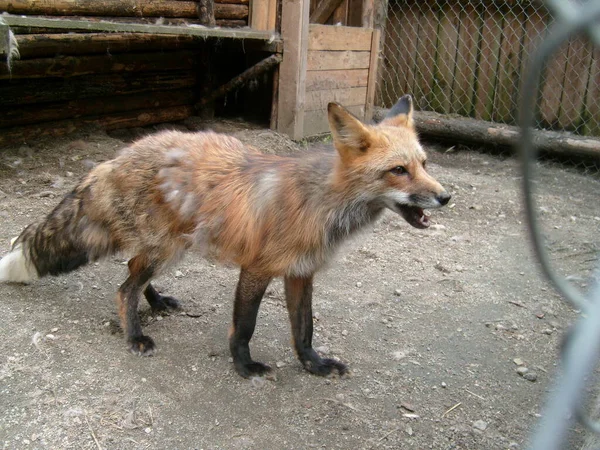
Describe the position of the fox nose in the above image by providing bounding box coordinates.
[437,191,451,206]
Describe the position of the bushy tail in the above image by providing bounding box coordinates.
[0,187,113,283]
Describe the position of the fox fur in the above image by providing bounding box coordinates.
[0,95,450,378]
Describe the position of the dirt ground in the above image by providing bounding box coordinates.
[0,119,599,450]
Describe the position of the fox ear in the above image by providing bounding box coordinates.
[382,94,414,128]
[327,103,373,159]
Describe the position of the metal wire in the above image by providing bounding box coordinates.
[519,1,600,448]
[377,0,600,174]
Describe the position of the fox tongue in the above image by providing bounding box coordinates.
[400,206,430,229]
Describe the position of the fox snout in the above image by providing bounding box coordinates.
[437,191,451,206]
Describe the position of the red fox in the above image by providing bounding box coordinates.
[0,95,450,378]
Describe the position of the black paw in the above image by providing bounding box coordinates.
[129,335,156,356]
[304,358,348,377]
[151,295,181,312]
[234,360,272,378]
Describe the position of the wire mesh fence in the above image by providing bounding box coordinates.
[377,0,600,138]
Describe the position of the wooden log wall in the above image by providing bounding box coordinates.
[379,0,600,136]
[0,0,250,28]
[303,24,379,136]
[0,0,260,145]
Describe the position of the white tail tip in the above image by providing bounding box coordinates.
[0,246,39,283]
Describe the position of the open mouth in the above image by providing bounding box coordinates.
[396,204,430,229]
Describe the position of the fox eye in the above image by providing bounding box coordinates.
[422,160,427,169]
[390,166,408,175]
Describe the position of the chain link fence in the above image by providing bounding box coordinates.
[376,0,600,173]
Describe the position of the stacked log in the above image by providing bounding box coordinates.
[0,0,253,145]
[0,0,249,28]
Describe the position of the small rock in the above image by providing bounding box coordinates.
[513,358,524,366]
[516,367,529,376]
[45,334,56,340]
[441,382,447,388]
[406,426,414,436]
[341,329,349,337]
[431,224,446,231]
[473,420,488,431]
[276,361,286,368]
[51,327,59,332]
[335,393,345,401]
[175,270,184,278]
[144,427,152,434]
[470,205,483,211]
[37,191,55,198]
[495,324,506,331]
[313,312,321,320]
[403,413,420,420]
[400,402,415,412]
[228,357,233,363]
[356,281,362,288]
[541,328,553,335]
[394,289,402,296]
[523,372,538,382]
[156,316,163,321]
[434,263,451,274]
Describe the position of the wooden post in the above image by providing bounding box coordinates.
[250,0,277,31]
[197,0,216,26]
[364,28,380,122]
[277,0,310,140]
[361,0,374,28]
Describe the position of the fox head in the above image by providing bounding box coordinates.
[327,95,450,229]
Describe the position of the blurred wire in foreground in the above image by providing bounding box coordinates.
[520,2,600,449]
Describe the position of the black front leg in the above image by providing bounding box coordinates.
[284,275,348,376]
[229,269,272,378]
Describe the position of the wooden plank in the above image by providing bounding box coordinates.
[0,70,197,106]
[10,18,248,34]
[412,4,438,110]
[451,2,480,117]
[310,0,344,24]
[517,7,547,111]
[276,0,310,139]
[0,89,195,128]
[305,86,367,110]
[307,50,370,70]
[305,68,368,91]
[492,9,524,124]
[365,28,379,122]
[0,1,248,19]
[15,33,199,59]
[308,24,372,51]
[430,3,459,114]
[473,7,503,121]
[361,0,374,28]
[538,39,570,129]
[379,2,419,107]
[557,38,592,131]
[1,14,276,41]
[250,0,277,30]
[581,47,600,136]
[303,105,364,135]
[0,105,195,147]
[0,50,195,79]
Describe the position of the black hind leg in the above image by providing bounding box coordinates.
[117,256,158,356]
[144,283,181,311]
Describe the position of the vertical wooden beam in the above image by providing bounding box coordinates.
[365,28,380,122]
[277,0,309,139]
[250,0,277,31]
[362,0,374,28]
